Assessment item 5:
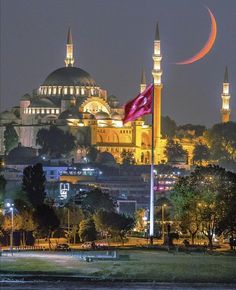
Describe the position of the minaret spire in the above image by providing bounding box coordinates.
[221,66,231,123]
[149,21,163,243]
[65,27,75,67]
[140,67,146,93]
[152,21,163,157]
[224,65,228,83]
[155,22,160,41]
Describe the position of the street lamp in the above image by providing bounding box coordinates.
[161,204,167,243]
[5,202,14,255]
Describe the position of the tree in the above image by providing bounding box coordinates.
[171,179,202,244]
[215,170,236,241]
[177,124,206,138]
[3,207,37,246]
[86,146,99,162]
[79,188,115,215]
[79,218,97,242]
[4,124,19,154]
[134,209,147,232]
[36,125,76,157]
[161,116,177,138]
[22,163,46,208]
[193,143,210,165]
[56,206,84,244]
[33,204,60,249]
[205,122,236,164]
[0,175,6,201]
[121,150,135,165]
[171,165,236,248]
[164,139,187,163]
[93,209,134,244]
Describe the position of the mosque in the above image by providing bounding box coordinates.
[0,26,231,165]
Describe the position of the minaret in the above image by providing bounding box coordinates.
[65,27,75,67]
[152,22,163,164]
[221,66,231,123]
[140,67,146,93]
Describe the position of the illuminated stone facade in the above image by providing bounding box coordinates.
[0,27,210,165]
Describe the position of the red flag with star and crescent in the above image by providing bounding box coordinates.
[123,83,154,124]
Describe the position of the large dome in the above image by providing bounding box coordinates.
[43,67,96,87]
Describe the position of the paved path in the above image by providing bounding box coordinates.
[0,280,236,290]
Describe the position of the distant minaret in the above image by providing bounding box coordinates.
[221,66,231,123]
[152,22,163,163]
[65,27,75,67]
[140,67,146,93]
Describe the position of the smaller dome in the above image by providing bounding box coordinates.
[6,144,38,164]
[58,109,83,120]
[95,111,110,120]
[108,95,119,108]
[0,111,19,122]
[21,94,31,100]
[96,152,116,165]
[111,112,122,120]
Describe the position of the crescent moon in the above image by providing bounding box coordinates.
[175,7,217,65]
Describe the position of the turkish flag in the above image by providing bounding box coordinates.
[123,83,154,124]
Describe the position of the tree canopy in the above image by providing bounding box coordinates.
[79,218,97,242]
[193,143,210,165]
[79,188,115,215]
[171,165,236,247]
[93,209,134,242]
[164,139,187,163]
[161,116,177,138]
[177,124,206,138]
[205,122,236,168]
[36,125,76,157]
[4,124,19,154]
[121,150,135,165]
[22,163,46,208]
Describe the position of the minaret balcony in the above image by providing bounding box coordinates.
[152,55,162,61]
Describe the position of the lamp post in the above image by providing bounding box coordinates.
[67,207,70,244]
[161,204,167,243]
[5,202,14,255]
[10,207,14,255]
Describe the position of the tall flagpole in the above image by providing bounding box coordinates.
[149,82,155,244]
[149,22,162,244]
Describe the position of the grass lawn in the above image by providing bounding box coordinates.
[1,250,236,283]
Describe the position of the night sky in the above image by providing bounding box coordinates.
[1,0,236,127]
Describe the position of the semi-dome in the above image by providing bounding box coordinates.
[111,112,122,120]
[43,67,96,87]
[30,97,58,108]
[95,111,110,120]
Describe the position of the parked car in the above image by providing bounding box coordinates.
[81,242,96,250]
[55,243,71,251]
[96,242,109,250]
